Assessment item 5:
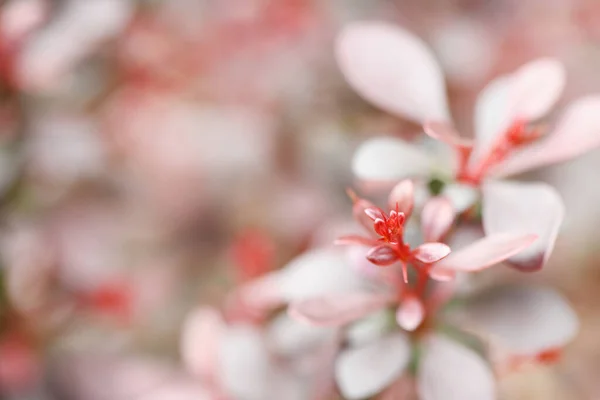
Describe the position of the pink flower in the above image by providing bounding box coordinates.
[336,21,599,271]
[335,180,536,283]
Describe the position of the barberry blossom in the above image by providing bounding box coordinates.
[336,21,599,270]
[335,180,536,281]
[287,185,577,400]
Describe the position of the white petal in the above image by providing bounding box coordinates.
[352,137,435,181]
[218,325,272,400]
[336,22,450,123]
[418,335,495,400]
[239,248,365,308]
[441,183,479,213]
[180,307,224,378]
[458,285,578,355]
[335,333,411,399]
[266,313,335,357]
[470,74,513,169]
[509,58,565,121]
[483,181,564,271]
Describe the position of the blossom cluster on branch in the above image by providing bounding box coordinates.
[179,21,600,400]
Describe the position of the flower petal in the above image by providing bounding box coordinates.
[509,58,565,121]
[421,196,456,242]
[266,313,335,357]
[396,296,425,331]
[412,242,451,264]
[367,244,400,266]
[289,292,393,327]
[335,332,411,399]
[482,181,564,271]
[470,74,513,169]
[388,179,415,218]
[180,307,224,379]
[441,183,479,213]
[423,121,473,149]
[418,335,495,400]
[431,233,537,275]
[352,137,435,181]
[336,22,450,123]
[492,96,600,177]
[218,325,272,400]
[239,248,365,309]
[458,285,578,355]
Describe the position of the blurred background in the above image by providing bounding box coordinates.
[1,0,600,399]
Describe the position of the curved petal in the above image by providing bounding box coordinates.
[492,96,600,177]
[509,58,565,121]
[421,196,456,242]
[288,292,393,327]
[336,22,450,123]
[482,181,564,271]
[418,335,495,400]
[431,233,537,275]
[388,179,415,218]
[458,285,578,355]
[239,248,365,309]
[335,332,411,399]
[423,121,473,149]
[352,137,435,181]
[367,244,400,266]
[396,295,425,331]
[218,325,272,400]
[180,307,224,379]
[470,74,513,169]
[412,242,451,264]
[266,313,334,357]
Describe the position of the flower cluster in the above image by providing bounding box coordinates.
[179,21,595,400]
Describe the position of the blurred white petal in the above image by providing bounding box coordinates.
[336,22,450,123]
[335,332,411,399]
[418,335,495,400]
[483,181,564,271]
[352,137,435,181]
[458,285,578,355]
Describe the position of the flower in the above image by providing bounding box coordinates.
[336,21,588,271]
[335,180,536,282]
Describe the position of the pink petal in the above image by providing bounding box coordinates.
[458,285,578,355]
[469,74,513,169]
[352,137,435,181]
[336,22,450,123]
[335,333,411,399]
[334,234,375,246]
[418,335,495,400]
[423,121,473,149]
[482,181,564,271]
[421,196,455,242]
[388,179,415,218]
[367,245,399,266]
[492,96,600,177]
[351,197,380,235]
[396,296,425,331]
[509,58,565,121]
[180,307,224,379]
[412,242,451,264]
[288,292,393,327]
[431,233,537,275]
